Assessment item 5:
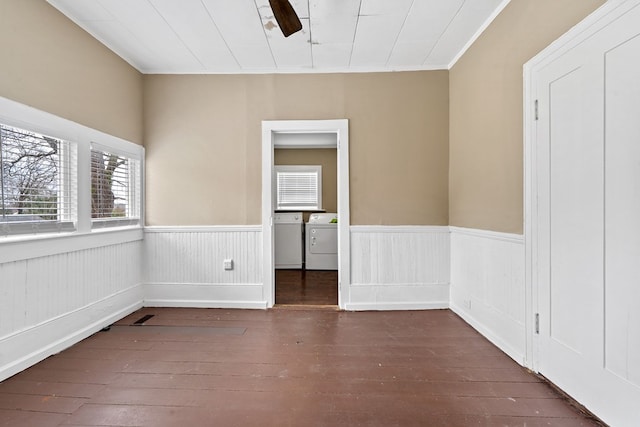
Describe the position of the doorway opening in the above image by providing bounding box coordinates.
[273,148,337,305]
[261,120,350,309]
[275,270,338,306]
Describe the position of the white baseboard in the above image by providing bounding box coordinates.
[144,300,268,309]
[0,284,143,382]
[450,301,525,365]
[345,301,449,311]
[346,282,450,311]
[144,283,267,309]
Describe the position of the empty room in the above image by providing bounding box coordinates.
[1,0,639,425]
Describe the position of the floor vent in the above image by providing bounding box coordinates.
[132,314,154,325]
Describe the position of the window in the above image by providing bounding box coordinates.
[0,97,144,242]
[275,165,322,210]
[91,144,141,228]
[0,123,76,236]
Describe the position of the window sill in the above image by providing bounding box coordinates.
[275,209,326,213]
[0,226,144,264]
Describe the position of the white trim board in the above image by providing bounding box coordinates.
[345,301,449,311]
[145,225,261,233]
[144,282,266,309]
[0,228,143,264]
[449,226,524,243]
[447,0,513,69]
[0,285,143,382]
[145,301,267,309]
[351,225,449,234]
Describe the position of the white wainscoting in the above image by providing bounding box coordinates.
[144,226,265,309]
[0,224,530,382]
[449,227,525,364]
[0,239,144,381]
[347,226,450,311]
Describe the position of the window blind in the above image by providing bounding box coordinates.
[0,124,76,236]
[276,165,322,210]
[90,146,141,228]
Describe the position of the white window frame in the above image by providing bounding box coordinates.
[275,165,322,211]
[90,142,142,229]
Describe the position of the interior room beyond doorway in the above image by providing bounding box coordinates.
[274,148,338,306]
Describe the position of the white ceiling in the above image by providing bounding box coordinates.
[47,0,509,74]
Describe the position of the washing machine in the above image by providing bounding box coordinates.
[305,213,338,270]
[274,212,303,269]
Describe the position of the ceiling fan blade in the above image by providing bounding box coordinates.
[269,0,302,37]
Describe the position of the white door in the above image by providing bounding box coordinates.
[533,2,640,425]
[536,38,604,396]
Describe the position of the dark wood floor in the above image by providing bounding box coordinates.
[0,308,602,426]
[276,269,338,305]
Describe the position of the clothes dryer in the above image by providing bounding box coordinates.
[305,213,338,270]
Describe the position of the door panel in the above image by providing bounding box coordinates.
[538,43,604,387]
[604,32,640,387]
[548,65,603,356]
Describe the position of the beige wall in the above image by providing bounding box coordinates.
[144,72,449,226]
[275,148,338,221]
[449,0,604,233]
[2,0,604,230]
[0,0,143,144]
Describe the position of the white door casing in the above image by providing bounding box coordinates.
[261,120,350,309]
[525,1,640,425]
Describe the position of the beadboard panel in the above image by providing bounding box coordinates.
[347,226,450,310]
[144,227,265,307]
[0,240,144,381]
[449,227,525,364]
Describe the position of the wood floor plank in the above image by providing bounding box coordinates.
[0,392,87,414]
[5,368,121,386]
[0,308,603,426]
[0,380,105,399]
[0,409,69,427]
